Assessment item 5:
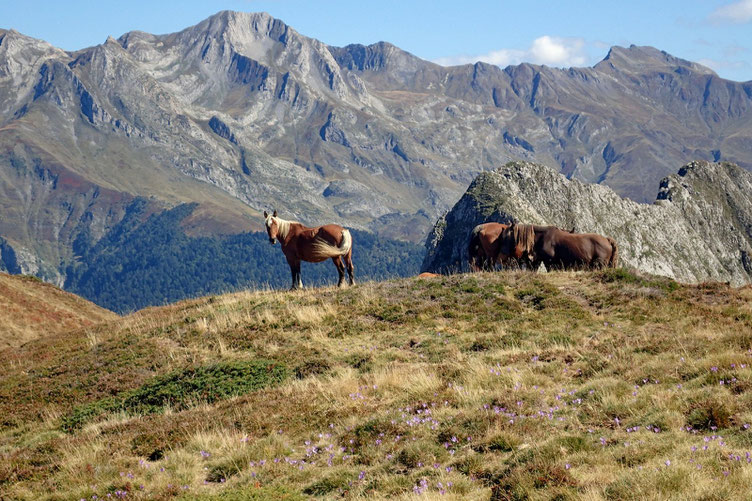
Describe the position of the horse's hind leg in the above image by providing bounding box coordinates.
[332,256,346,287]
[344,250,355,285]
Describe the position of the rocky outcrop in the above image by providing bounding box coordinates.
[421,161,752,285]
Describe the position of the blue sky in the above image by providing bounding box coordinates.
[2,0,751,81]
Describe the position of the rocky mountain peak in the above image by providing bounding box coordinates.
[330,41,424,71]
[0,28,65,59]
[199,11,289,41]
[172,10,295,57]
[0,28,70,120]
[596,44,716,76]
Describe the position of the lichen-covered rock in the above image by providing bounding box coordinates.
[421,160,752,285]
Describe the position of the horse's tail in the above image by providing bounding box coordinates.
[340,229,352,256]
[468,225,483,271]
[312,229,352,258]
[606,237,618,268]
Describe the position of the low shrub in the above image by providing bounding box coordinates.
[62,359,287,431]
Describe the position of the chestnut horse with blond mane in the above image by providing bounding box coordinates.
[498,223,618,271]
[468,222,510,271]
[264,210,354,290]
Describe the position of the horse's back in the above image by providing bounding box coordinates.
[554,231,612,267]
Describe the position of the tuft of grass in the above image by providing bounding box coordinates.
[302,470,357,496]
[686,395,736,431]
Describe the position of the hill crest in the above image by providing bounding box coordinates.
[0,272,116,348]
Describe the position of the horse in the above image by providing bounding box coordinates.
[498,223,618,271]
[263,210,354,290]
[468,222,510,271]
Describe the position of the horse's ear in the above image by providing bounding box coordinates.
[263,211,268,218]
[273,210,278,217]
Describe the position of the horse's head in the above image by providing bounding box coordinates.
[263,210,279,244]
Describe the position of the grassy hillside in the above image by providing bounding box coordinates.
[2,270,752,500]
[0,272,116,348]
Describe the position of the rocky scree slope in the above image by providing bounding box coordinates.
[1,11,752,284]
[422,161,752,285]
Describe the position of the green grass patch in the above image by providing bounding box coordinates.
[598,267,680,292]
[181,485,305,500]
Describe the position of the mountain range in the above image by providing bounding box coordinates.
[1,10,751,288]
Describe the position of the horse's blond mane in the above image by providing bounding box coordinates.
[514,224,535,255]
[266,216,293,239]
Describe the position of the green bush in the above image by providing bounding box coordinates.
[62,359,287,431]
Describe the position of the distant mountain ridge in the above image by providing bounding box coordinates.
[1,11,752,286]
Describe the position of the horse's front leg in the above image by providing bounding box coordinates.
[287,257,302,290]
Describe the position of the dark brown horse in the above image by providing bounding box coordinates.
[468,222,510,271]
[264,210,354,289]
[498,223,618,271]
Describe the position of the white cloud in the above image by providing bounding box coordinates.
[708,0,752,24]
[723,44,749,56]
[433,49,522,67]
[697,57,751,73]
[433,36,588,68]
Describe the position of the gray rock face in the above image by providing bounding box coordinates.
[422,161,752,285]
[2,11,752,282]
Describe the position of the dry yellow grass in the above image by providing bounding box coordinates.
[0,273,117,348]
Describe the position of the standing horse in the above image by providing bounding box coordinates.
[264,210,354,289]
[499,223,618,271]
[468,222,510,271]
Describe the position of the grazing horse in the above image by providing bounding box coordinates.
[468,222,510,271]
[499,223,618,271]
[264,210,354,289]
